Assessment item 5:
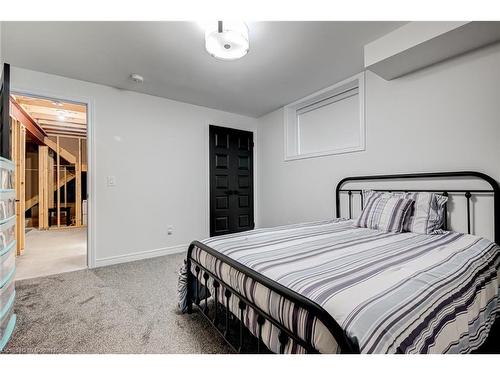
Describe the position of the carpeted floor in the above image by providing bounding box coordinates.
[6,250,499,354]
[3,252,232,354]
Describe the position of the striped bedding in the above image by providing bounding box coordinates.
[183,219,500,353]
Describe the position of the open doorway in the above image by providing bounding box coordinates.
[9,93,88,280]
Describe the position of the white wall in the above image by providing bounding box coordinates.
[257,43,500,239]
[11,67,258,266]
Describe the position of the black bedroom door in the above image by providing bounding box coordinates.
[209,125,254,237]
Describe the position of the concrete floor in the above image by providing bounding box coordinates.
[15,227,87,280]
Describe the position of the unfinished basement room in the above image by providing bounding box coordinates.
[9,94,88,280]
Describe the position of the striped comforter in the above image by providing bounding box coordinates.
[184,219,500,353]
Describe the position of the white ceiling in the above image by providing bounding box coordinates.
[3,21,404,117]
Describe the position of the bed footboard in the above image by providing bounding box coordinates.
[185,240,358,354]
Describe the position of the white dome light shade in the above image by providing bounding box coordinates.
[205,21,249,61]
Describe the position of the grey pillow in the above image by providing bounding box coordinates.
[355,191,414,233]
[360,190,448,235]
[402,192,448,234]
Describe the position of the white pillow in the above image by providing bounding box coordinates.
[402,192,448,234]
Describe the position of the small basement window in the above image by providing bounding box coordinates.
[284,72,365,160]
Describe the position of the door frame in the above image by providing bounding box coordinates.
[205,123,258,237]
[10,86,96,268]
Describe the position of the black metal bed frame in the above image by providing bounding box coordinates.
[335,171,499,243]
[186,241,356,353]
[186,171,500,354]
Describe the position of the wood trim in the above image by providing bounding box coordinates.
[9,97,47,145]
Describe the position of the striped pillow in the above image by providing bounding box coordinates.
[355,192,414,233]
[402,192,448,234]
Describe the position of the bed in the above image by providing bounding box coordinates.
[179,171,500,354]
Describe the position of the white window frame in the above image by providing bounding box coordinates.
[283,72,366,161]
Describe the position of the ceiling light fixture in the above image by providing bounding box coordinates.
[205,21,249,61]
[57,110,67,121]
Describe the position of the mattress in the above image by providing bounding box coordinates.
[184,219,500,353]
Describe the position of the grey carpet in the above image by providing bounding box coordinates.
[3,253,232,354]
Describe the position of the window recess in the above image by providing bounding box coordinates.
[284,72,365,161]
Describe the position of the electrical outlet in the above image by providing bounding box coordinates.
[167,225,174,235]
[107,176,116,187]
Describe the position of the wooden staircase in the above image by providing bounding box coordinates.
[25,168,76,211]
[25,138,78,212]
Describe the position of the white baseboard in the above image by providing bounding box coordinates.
[94,243,188,268]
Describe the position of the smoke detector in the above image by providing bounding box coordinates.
[130,74,144,83]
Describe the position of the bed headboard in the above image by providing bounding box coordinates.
[335,171,500,244]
